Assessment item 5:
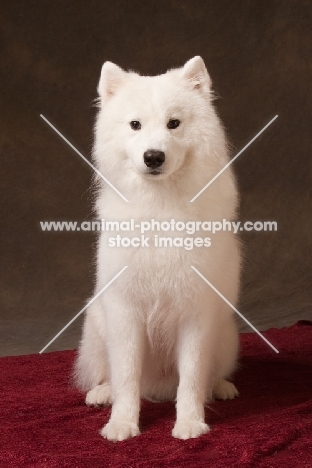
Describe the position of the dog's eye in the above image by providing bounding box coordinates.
[130,121,141,130]
[167,119,180,129]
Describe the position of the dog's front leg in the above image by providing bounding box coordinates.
[172,313,212,439]
[101,296,143,442]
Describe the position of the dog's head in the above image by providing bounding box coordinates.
[95,57,214,180]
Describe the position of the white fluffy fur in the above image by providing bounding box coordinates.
[74,56,241,441]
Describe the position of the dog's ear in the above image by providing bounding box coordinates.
[98,62,125,98]
[181,56,211,91]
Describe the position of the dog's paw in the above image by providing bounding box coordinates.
[86,384,112,407]
[172,420,210,439]
[213,379,239,400]
[101,420,140,441]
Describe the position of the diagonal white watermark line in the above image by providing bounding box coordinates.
[40,114,129,203]
[39,265,128,354]
[191,266,279,353]
[190,115,278,203]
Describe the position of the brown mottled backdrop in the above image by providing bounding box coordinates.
[1,0,311,355]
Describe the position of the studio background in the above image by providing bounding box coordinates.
[1,0,311,356]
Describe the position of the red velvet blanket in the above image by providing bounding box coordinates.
[1,321,312,467]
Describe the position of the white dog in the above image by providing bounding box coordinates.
[74,56,241,441]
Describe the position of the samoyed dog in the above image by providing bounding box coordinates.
[74,56,240,441]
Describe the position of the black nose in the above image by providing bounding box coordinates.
[143,150,165,169]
